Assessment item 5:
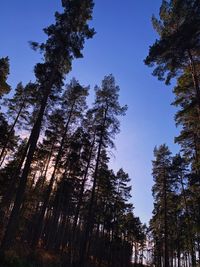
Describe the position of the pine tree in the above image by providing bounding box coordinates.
[171,154,197,265]
[145,0,200,113]
[79,74,127,266]
[0,113,18,167]
[1,0,95,251]
[151,144,172,267]
[145,2,200,265]
[0,82,37,166]
[31,79,89,248]
[0,57,11,99]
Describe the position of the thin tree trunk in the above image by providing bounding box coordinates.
[40,142,55,188]
[79,106,108,267]
[177,245,180,267]
[0,101,25,166]
[1,81,52,251]
[188,49,200,113]
[71,132,96,237]
[163,169,169,267]
[0,136,30,223]
[70,136,95,266]
[46,167,72,250]
[31,103,75,249]
[0,150,7,167]
[180,172,196,267]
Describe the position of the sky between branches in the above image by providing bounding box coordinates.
[0,0,180,224]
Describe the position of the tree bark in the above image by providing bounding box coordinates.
[31,103,75,249]
[78,106,108,267]
[188,49,200,113]
[163,169,169,267]
[1,81,52,251]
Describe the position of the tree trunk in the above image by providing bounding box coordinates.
[0,148,32,236]
[177,245,180,267]
[1,82,51,251]
[72,132,96,236]
[78,107,108,267]
[188,49,200,113]
[70,134,95,265]
[163,169,169,267]
[0,101,25,166]
[31,104,75,249]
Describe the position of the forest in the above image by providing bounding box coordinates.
[0,0,200,267]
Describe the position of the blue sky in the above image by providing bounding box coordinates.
[0,0,180,224]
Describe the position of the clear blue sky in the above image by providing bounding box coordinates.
[0,0,180,224]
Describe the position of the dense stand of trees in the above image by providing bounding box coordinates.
[0,1,145,267]
[2,0,200,267]
[145,0,200,266]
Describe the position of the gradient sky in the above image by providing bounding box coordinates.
[0,0,180,224]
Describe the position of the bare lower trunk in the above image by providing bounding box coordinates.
[1,85,51,251]
[71,133,95,238]
[163,170,169,267]
[31,105,74,248]
[79,107,108,267]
